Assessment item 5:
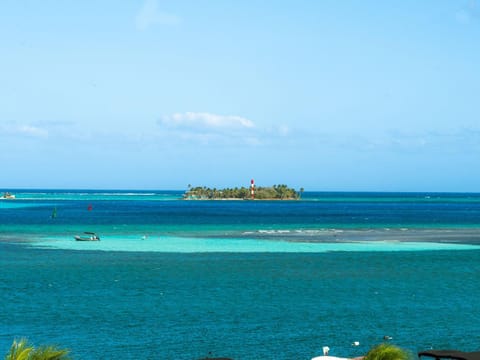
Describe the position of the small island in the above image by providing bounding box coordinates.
[183,184,303,200]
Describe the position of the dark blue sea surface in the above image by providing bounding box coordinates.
[2,245,480,359]
[1,190,480,359]
[2,191,480,236]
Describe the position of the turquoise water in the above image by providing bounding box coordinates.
[32,235,480,253]
[1,190,480,359]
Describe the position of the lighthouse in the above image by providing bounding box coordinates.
[250,179,255,200]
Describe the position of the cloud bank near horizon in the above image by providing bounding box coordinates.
[156,112,257,146]
[0,123,49,138]
[157,112,293,147]
[160,112,255,130]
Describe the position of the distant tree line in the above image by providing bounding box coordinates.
[183,184,303,200]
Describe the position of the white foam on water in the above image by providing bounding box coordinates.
[28,235,480,253]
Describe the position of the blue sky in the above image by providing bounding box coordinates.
[1,0,480,191]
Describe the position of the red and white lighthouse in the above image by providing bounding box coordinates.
[250,179,255,200]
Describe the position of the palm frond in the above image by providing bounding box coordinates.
[30,345,70,360]
[4,338,34,360]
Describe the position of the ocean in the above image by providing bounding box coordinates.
[1,190,480,359]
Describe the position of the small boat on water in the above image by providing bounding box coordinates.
[1,192,15,199]
[74,232,100,241]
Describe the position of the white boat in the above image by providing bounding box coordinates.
[74,232,100,241]
[1,192,15,199]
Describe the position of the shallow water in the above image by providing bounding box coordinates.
[30,235,480,253]
[1,190,480,359]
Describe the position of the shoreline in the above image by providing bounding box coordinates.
[182,197,299,201]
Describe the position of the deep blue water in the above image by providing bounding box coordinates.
[2,245,480,359]
[1,190,480,359]
[3,191,480,232]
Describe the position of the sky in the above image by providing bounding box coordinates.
[1,0,480,191]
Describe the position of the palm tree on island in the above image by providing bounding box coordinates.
[299,187,305,199]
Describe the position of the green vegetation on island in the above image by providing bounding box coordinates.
[183,184,304,200]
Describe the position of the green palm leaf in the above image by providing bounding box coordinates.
[4,340,70,360]
[30,345,70,360]
[4,338,34,360]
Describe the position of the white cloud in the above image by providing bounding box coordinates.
[135,0,180,30]
[19,125,48,137]
[160,112,255,130]
[0,124,48,138]
[157,112,261,146]
[156,112,299,147]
